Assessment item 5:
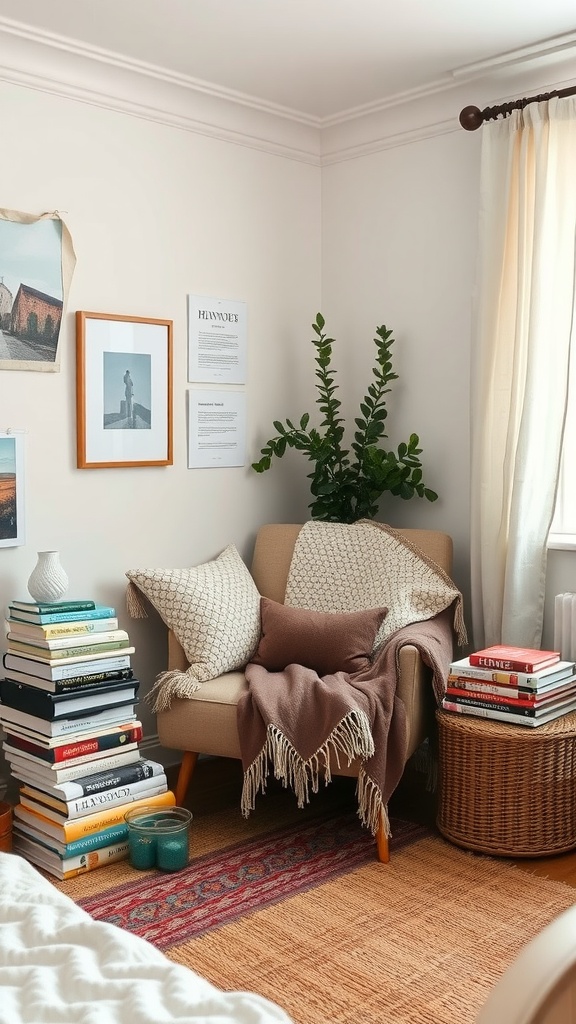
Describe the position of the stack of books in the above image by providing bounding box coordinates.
[442,644,576,727]
[1,597,174,879]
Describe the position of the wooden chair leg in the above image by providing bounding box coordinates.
[174,751,199,806]
[376,815,390,863]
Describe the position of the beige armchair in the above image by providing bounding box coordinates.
[157,523,454,863]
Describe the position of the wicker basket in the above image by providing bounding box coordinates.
[436,708,576,857]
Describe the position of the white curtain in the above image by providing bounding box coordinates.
[470,97,576,650]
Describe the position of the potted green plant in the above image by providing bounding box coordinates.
[252,313,438,523]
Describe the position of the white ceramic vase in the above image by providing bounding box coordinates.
[27,550,69,603]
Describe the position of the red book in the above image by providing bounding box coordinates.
[468,645,560,673]
[5,723,143,763]
[445,684,576,709]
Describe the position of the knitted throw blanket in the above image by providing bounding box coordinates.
[284,520,467,657]
[238,521,466,836]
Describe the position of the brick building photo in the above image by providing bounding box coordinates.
[10,283,63,356]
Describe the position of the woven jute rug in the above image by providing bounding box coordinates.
[53,780,576,1024]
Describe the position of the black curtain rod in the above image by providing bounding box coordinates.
[459,84,576,130]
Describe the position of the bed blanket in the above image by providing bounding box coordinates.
[0,852,292,1024]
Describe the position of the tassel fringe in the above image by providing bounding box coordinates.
[357,768,390,837]
[453,597,468,647]
[126,581,148,619]
[145,668,202,712]
[241,710,375,820]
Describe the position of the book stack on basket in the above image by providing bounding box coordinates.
[1,596,175,879]
[442,644,576,727]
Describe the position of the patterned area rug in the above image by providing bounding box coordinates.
[70,792,576,1024]
[77,812,426,948]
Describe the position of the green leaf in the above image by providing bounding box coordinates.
[252,313,438,519]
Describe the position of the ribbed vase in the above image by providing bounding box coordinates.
[27,550,69,603]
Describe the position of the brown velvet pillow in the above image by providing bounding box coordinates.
[251,597,388,676]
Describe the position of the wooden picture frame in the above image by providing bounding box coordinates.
[76,312,173,469]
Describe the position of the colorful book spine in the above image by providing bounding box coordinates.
[6,618,119,638]
[45,668,134,692]
[21,777,168,820]
[5,747,141,784]
[9,605,116,624]
[468,645,560,673]
[447,676,576,701]
[5,723,143,762]
[0,676,139,718]
[55,758,166,799]
[13,818,130,855]
[6,629,128,650]
[449,658,575,689]
[0,704,137,739]
[12,835,129,879]
[1,659,133,692]
[11,600,97,614]
[442,698,576,727]
[444,690,562,715]
[7,637,131,660]
[3,652,133,682]
[14,789,175,841]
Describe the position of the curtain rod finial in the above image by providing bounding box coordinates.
[459,105,483,131]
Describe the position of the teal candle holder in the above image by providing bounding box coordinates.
[156,832,189,871]
[128,830,156,870]
[125,806,192,872]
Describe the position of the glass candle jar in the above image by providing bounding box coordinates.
[125,806,192,872]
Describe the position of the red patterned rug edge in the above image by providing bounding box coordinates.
[77,813,429,948]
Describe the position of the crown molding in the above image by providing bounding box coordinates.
[321,59,576,165]
[0,15,321,127]
[321,117,460,165]
[0,18,322,165]
[451,30,576,79]
[320,75,458,129]
[2,16,576,169]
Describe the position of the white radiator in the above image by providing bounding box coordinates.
[553,593,576,661]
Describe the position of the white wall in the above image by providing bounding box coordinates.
[321,57,576,648]
[1,35,576,795]
[321,128,481,626]
[0,76,321,765]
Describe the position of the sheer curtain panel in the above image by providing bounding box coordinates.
[470,97,576,649]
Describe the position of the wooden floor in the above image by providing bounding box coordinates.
[168,755,576,888]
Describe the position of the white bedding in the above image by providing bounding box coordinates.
[0,852,293,1024]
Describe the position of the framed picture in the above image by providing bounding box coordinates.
[0,430,25,547]
[76,312,173,469]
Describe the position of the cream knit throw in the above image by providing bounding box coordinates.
[284,519,467,652]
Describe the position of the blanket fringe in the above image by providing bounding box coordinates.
[145,669,202,712]
[241,710,374,819]
[357,767,390,837]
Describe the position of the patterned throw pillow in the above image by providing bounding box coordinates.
[125,544,261,687]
